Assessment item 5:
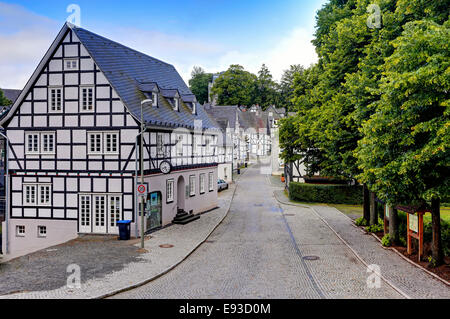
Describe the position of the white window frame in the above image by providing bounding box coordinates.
[200,174,206,194]
[24,183,52,207]
[209,172,214,192]
[166,179,174,203]
[38,226,47,238]
[25,133,40,155]
[49,87,62,112]
[80,86,95,112]
[87,132,119,155]
[24,184,37,205]
[174,98,179,111]
[189,175,196,197]
[105,132,119,154]
[64,58,79,70]
[16,225,25,237]
[41,132,56,154]
[88,132,103,155]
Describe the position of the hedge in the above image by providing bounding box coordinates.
[289,182,363,205]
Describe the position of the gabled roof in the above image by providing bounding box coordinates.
[205,106,239,130]
[1,23,218,131]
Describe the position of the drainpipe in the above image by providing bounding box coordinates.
[0,131,9,254]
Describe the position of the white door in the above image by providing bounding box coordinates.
[93,195,107,233]
[108,195,121,234]
[79,195,92,233]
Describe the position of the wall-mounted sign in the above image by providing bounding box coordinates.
[409,214,419,233]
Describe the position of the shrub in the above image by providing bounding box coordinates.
[366,224,384,233]
[382,234,392,247]
[288,182,363,205]
[355,217,368,227]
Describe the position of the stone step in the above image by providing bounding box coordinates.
[173,214,200,225]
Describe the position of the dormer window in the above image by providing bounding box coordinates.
[192,102,197,115]
[152,92,158,107]
[174,98,179,111]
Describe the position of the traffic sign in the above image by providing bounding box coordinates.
[137,183,148,197]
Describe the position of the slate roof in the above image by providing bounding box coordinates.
[1,89,21,106]
[205,106,239,130]
[71,25,218,130]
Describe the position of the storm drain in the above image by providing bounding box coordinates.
[303,256,320,261]
[284,214,296,217]
[159,244,174,249]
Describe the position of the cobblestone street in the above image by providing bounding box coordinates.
[112,162,409,299]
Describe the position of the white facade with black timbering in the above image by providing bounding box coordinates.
[0,23,221,260]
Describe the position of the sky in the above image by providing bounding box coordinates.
[0,0,328,89]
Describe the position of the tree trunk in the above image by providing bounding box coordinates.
[431,198,444,266]
[389,207,399,244]
[363,184,370,223]
[370,192,377,226]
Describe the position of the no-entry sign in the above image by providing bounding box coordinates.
[137,183,148,197]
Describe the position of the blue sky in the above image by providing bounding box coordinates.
[0,0,327,89]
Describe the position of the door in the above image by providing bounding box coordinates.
[93,195,107,233]
[109,196,121,234]
[146,192,162,231]
[79,195,92,233]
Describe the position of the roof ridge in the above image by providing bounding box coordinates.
[70,24,174,68]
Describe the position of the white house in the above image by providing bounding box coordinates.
[0,23,222,260]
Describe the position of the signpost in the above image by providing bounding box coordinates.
[137,183,148,198]
[384,205,390,235]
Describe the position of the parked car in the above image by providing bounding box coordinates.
[218,179,229,192]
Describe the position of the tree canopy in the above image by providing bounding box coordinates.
[0,89,11,106]
[188,66,213,105]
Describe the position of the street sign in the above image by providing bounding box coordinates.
[137,183,148,198]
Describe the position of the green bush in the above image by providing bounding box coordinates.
[366,223,384,233]
[382,234,392,247]
[288,182,363,205]
[355,217,368,226]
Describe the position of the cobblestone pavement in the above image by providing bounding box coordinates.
[0,182,236,299]
[112,161,404,299]
[0,235,144,296]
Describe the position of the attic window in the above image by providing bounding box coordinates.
[192,102,197,115]
[174,98,179,111]
[65,59,78,70]
[152,92,158,107]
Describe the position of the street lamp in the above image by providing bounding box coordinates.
[139,99,152,249]
[0,131,9,254]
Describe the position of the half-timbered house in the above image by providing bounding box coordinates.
[0,23,221,260]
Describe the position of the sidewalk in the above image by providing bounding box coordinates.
[0,184,237,299]
[273,190,450,299]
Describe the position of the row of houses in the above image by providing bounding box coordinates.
[0,23,284,261]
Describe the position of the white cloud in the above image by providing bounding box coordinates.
[0,3,318,90]
[0,2,59,89]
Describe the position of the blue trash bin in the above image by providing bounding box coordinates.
[117,220,132,240]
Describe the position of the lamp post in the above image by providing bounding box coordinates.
[140,99,153,249]
[0,131,9,254]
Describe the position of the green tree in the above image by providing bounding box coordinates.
[188,66,213,105]
[211,64,257,107]
[0,89,11,106]
[254,64,278,110]
[278,65,305,112]
[356,20,450,264]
